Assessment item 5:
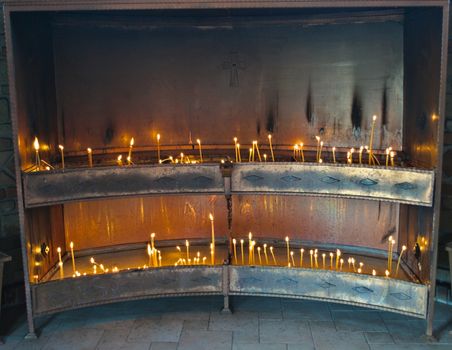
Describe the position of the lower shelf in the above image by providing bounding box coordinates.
[229,266,428,318]
[31,263,427,319]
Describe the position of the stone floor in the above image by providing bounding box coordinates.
[1,296,452,349]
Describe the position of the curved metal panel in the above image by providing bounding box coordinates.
[23,164,224,207]
[32,266,223,316]
[231,163,434,206]
[229,266,427,318]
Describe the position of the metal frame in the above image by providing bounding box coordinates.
[3,0,449,339]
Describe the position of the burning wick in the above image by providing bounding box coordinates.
[58,145,65,170]
[117,155,123,166]
[332,147,336,163]
[197,139,203,163]
[368,115,377,165]
[69,241,76,274]
[268,134,275,162]
[87,148,93,167]
[33,137,41,170]
[128,137,134,165]
[285,236,290,266]
[57,247,64,279]
[209,213,215,265]
[395,245,407,277]
[270,246,277,265]
[233,239,238,264]
[240,239,245,265]
[263,244,269,265]
[300,248,304,268]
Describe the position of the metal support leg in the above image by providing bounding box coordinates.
[220,265,232,314]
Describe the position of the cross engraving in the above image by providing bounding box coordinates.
[222,52,246,87]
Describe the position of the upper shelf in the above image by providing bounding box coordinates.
[231,163,434,206]
[23,164,225,207]
[23,163,434,208]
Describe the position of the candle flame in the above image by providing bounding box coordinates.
[299,143,303,148]
[372,115,377,121]
[57,247,61,253]
[233,238,236,244]
[157,133,160,141]
[87,148,92,153]
[268,134,272,139]
[285,236,289,242]
[332,146,336,151]
[90,257,95,264]
[315,136,320,141]
[33,137,40,150]
[59,144,64,150]
[402,245,407,251]
[130,137,134,146]
[249,232,252,240]
[196,139,201,144]
[372,269,376,276]
[185,240,189,247]
[151,233,155,238]
[70,241,74,249]
[233,137,237,142]
[209,213,214,221]
[176,246,181,251]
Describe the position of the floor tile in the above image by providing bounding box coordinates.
[364,331,394,344]
[42,328,104,350]
[332,310,387,332]
[234,343,287,350]
[384,320,435,344]
[311,330,370,350]
[259,319,313,345]
[178,329,232,350]
[282,300,332,321]
[95,328,131,349]
[209,311,259,342]
[128,318,183,343]
[150,342,178,350]
[370,344,452,350]
[182,319,209,331]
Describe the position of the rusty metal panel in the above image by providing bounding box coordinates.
[23,164,224,207]
[231,163,434,206]
[32,266,223,315]
[229,266,428,318]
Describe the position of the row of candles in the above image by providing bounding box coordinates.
[30,115,399,171]
[52,215,406,280]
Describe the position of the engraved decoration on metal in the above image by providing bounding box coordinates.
[32,266,224,316]
[231,163,434,206]
[23,164,224,207]
[229,266,428,318]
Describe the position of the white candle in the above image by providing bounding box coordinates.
[395,245,407,277]
[257,247,262,265]
[270,246,277,265]
[209,213,215,265]
[33,137,40,170]
[156,134,161,163]
[186,240,190,260]
[368,115,377,165]
[57,247,64,279]
[87,148,93,167]
[300,248,304,268]
[233,239,238,264]
[290,251,295,267]
[70,241,76,273]
[234,137,238,162]
[59,145,65,169]
[264,244,269,265]
[332,147,336,163]
[128,137,134,165]
[285,236,290,265]
[319,141,324,162]
[322,253,326,269]
[240,239,245,265]
[197,139,203,163]
[300,143,305,162]
[268,134,275,162]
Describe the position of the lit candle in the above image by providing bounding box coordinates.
[70,241,76,274]
[322,253,326,269]
[233,239,238,264]
[257,247,262,265]
[237,144,241,162]
[385,269,390,278]
[385,148,390,166]
[176,246,182,260]
[240,239,245,265]
[293,144,299,161]
[329,252,334,269]
[395,245,407,277]
[263,154,267,162]
[314,253,318,268]
[290,251,295,267]
[268,134,275,162]
[387,236,393,271]
[347,151,351,165]
[87,148,93,167]
[285,236,290,265]
[156,134,161,163]
[128,137,134,164]
[351,258,356,272]
[151,233,157,267]
[315,136,320,162]
[185,240,190,260]
[357,268,362,274]
[359,146,363,164]
[264,244,269,265]
[368,115,377,165]
[203,257,207,264]
[251,241,256,265]
[348,257,351,270]
[389,238,395,272]
[209,213,215,265]
[117,155,123,166]
[319,141,324,162]
[300,143,305,162]
[332,147,336,163]
[59,145,65,169]
[390,151,396,166]
[180,152,184,164]
[350,148,355,164]
[340,259,344,271]
[234,137,238,162]
[359,262,364,273]
[270,246,277,265]
[147,243,152,266]
[336,249,341,270]
[57,247,64,279]
[372,269,376,276]
[33,137,41,170]
[248,232,253,265]
[310,250,314,268]
[197,251,201,265]
[249,148,252,162]
[254,141,262,162]
[300,248,304,267]
[197,139,203,163]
